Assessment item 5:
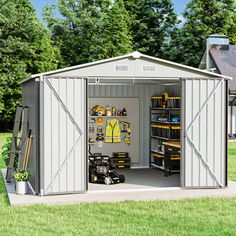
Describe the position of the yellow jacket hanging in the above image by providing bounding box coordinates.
[105,119,121,143]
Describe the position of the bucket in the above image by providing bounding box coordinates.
[15,181,28,195]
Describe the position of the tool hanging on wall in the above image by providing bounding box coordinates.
[121,121,131,135]
[121,108,127,116]
[92,105,105,116]
[89,117,96,123]
[89,126,95,133]
[120,121,131,145]
[123,136,131,145]
[96,126,104,148]
[89,137,96,144]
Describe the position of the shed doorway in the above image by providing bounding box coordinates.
[87,78,182,191]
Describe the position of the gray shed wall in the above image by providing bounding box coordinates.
[22,79,40,194]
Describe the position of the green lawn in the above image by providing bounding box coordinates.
[228,141,236,181]
[0,133,236,235]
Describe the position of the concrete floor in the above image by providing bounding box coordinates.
[89,168,180,191]
[3,169,236,206]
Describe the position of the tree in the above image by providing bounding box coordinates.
[123,0,179,58]
[44,0,132,65]
[166,0,236,67]
[0,0,62,123]
[90,0,132,60]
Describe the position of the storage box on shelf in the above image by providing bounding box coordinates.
[167,97,181,108]
[150,124,180,140]
[151,96,181,108]
[153,153,164,166]
[151,96,162,108]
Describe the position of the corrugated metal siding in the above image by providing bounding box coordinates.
[42,77,87,195]
[88,84,166,167]
[22,79,39,194]
[165,84,181,96]
[232,106,236,134]
[183,79,226,188]
[228,105,236,135]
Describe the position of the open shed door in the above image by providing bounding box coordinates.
[182,78,227,188]
[40,77,87,195]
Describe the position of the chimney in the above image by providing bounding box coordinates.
[206,34,229,70]
[207,34,229,46]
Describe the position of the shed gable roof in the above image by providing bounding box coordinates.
[22,51,230,83]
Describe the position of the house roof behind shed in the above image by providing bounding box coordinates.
[210,45,236,93]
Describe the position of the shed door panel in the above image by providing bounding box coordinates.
[183,79,226,188]
[42,77,87,195]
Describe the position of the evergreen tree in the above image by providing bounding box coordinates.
[123,0,178,58]
[0,0,62,122]
[167,0,236,67]
[44,0,132,65]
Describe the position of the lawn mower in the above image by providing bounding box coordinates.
[89,153,125,185]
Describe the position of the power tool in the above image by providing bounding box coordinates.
[121,121,131,135]
[123,136,131,145]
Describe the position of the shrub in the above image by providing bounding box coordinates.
[13,170,31,182]
[1,137,18,167]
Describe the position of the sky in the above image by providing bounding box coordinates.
[30,0,190,19]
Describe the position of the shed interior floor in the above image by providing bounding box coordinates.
[88,168,180,191]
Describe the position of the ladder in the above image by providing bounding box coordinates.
[6,106,29,183]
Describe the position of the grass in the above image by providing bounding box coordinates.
[0,198,236,235]
[0,132,11,168]
[0,133,236,235]
[228,141,236,181]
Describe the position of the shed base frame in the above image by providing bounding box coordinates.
[3,168,235,206]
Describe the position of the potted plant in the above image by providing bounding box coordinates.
[14,170,31,195]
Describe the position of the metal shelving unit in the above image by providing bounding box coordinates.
[149,104,181,172]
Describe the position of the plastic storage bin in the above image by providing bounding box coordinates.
[151,125,158,136]
[167,97,181,108]
[153,154,164,166]
[161,125,169,138]
[164,145,181,174]
[151,125,164,137]
[170,126,180,139]
[151,97,162,108]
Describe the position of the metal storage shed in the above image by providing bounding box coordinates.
[21,51,230,196]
